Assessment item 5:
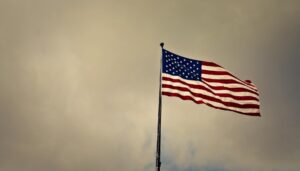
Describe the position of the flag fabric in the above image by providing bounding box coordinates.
[161,49,260,116]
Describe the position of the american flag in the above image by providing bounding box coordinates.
[161,49,260,116]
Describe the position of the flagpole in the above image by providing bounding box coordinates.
[156,42,164,171]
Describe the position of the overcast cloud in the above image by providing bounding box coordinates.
[0,0,300,171]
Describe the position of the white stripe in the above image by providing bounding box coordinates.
[202,65,227,72]
[202,65,258,90]
[202,74,240,80]
[206,82,258,97]
[202,74,258,91]
[204,82,257,92]
[163,78,258,99]
[162,80,259,105]
[162,79,259,101]
[162,88,260,114]
[162,73,259,96]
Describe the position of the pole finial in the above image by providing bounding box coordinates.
[160,42,164,49]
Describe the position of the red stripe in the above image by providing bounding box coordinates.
[201,81,257,95]
[200,79,259,96]
[162,76,259,99]
[202,70,229,75]
[202,61,220,67]
[202,77,255,89]
[162,84,259,109]
[162,92,260,116]
[202,70,257,90]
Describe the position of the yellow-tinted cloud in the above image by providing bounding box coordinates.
[0,0,299,171]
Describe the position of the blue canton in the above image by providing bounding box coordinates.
[162,50,202,81]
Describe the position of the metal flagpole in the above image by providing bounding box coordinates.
[156,42,164,171]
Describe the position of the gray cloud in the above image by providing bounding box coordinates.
[0,0,300,171]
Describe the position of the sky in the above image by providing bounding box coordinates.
[0,0,300,171]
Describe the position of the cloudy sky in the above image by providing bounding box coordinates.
[1,0,300,171]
